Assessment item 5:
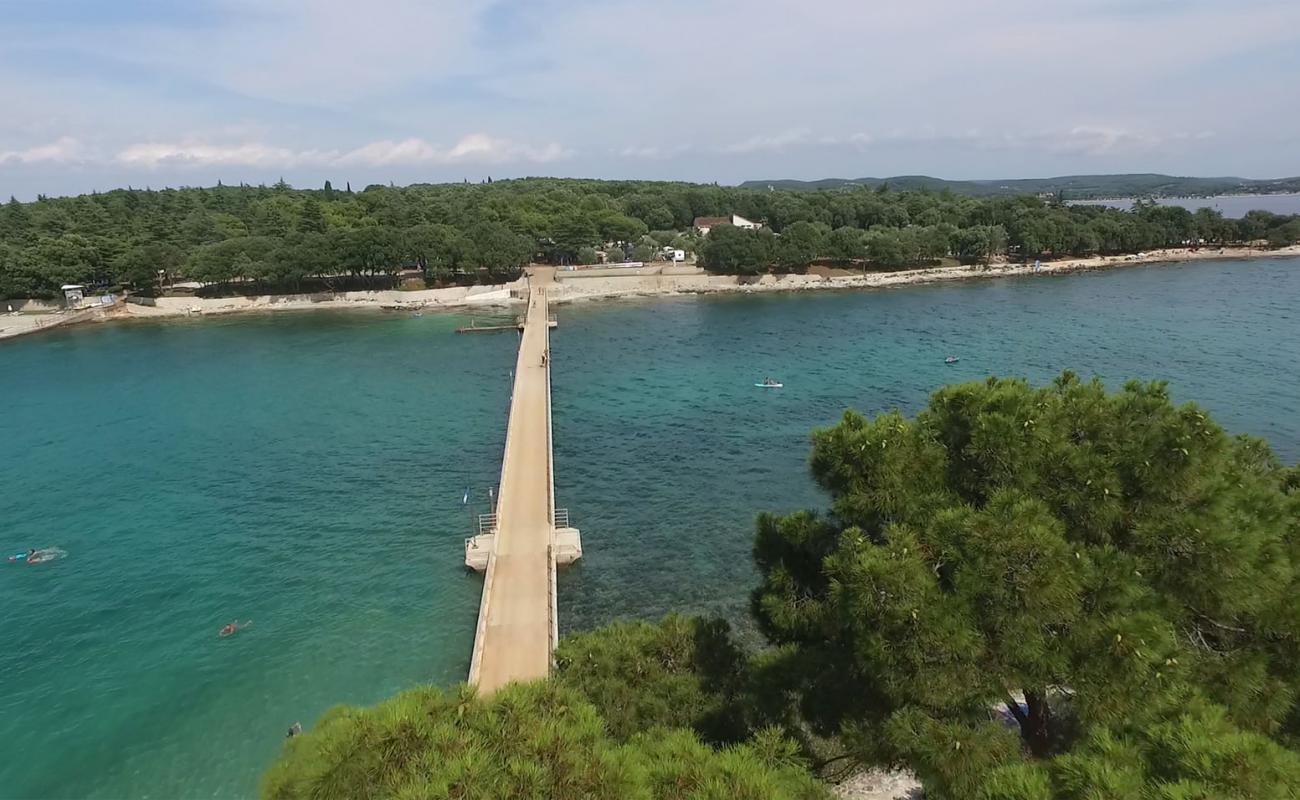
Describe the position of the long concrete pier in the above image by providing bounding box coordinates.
[464,273,581,693]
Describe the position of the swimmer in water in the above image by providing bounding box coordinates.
[11,548,65,564]
[219,620,251,637]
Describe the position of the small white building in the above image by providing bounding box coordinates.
[62,284,85,308]
[693,214,760,235]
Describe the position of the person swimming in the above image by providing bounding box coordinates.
[12,548,66,564]
[219,620,251,637]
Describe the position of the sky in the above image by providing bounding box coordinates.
[1,0,1298,199]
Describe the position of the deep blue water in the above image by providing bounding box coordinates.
[2,257,1298,798]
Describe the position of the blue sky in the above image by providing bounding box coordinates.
[1,0,1298,199]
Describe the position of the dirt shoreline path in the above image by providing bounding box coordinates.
[4,246,1298,344]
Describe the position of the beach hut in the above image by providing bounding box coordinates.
[61,284,85,308]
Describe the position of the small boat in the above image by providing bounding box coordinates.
[945,356,959,364]
[755,381,784,389]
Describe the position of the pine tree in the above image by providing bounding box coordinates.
[753,372,1300,797]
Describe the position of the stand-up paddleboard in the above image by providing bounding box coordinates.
[755,382,783,388]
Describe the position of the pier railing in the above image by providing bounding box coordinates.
[547,544,558,657]
[553,508,569,529]
[477,512,498,536]
[543,289,556,527]
[467,548,498,683]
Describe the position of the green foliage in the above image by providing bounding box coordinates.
[977,695,1300,800]
[699,225,773,274]
[1267,219,1300,248]
[260,680,829,800]
[1,178,1294,299]
[632,243,658,262]
[114,242,183,292]
[752,373,1300,796]
[824,226,867,262]
[772,221,825,272]
[555,614,751,744]
[405,222,467,283]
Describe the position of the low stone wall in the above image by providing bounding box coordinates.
[5,298,64,312]
[557,266,659,279]
[134,280,523,314]
[549,271,836,302]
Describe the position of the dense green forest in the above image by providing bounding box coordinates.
[265,375,1300,799]
[741,172,1300,198]
[2,178,1298,300]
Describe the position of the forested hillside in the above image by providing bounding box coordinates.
[741,173,1300,198]
[2,178,1298,299]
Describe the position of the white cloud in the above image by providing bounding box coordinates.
[0,0,1295,195]
[337,134,568,166]
[983,127,1219,157]
[0,136,90,165]
[618,144,692,160]
[110,134,569,169]
[114,141,323,168]
[719,130,814,155]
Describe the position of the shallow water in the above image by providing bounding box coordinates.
[2,257,1298,798]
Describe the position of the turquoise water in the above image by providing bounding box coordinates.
[3,257,1299,798]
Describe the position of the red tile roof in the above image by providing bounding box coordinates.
[693,216,731,228]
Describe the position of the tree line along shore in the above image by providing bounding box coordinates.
[2,178,1300,302]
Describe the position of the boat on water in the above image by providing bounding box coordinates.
[945,356,960,364]
[755,379,784,388]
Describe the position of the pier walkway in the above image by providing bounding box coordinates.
[465,272,581,693]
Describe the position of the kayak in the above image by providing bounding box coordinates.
[755,383,783,388]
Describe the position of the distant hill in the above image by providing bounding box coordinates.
[737,174,1300,199]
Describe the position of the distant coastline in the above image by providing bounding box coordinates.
[541,245,1300,304]
[1069,193,1300,217]
[740,173,1300,199]
[4,245,1298,343]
